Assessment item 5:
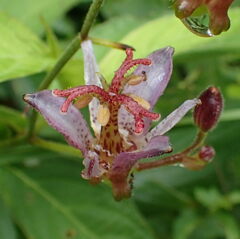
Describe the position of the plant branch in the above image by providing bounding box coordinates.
[81,0,104,40]
[26,0,104,139]
[137,130,207,171]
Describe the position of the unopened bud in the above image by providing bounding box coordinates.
[198,145,215,162]
[194,86,223,132]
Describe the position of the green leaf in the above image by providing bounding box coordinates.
[102,0,170,20]
[173,209,200,239]
[0,13,53,82]
[216,213,240,239]
[58,58,84,88]
[0,159,155,239]
[194,188,232,211]
[100,8,240,79]
[0,106,27,133]
[0,199,17,239]
[0,0,80,34]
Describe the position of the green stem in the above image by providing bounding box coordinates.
[38,35,81,91]
[32,137,82,158]
[80,0,104,40]
[182,130,206,154]
[0,135,26,148]
[26,0,104,140]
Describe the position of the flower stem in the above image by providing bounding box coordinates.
[137,153,184,171]
[26,0,104,140]
[137,130,207,171]
[80,0,104,40]
[182,130,206,154]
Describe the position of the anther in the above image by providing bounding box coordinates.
[97,104,110,126]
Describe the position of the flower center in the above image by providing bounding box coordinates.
[53,48,160,162]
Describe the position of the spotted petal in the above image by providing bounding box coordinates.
[119,47,174,134]
[81,40,102,138]
[23,90,93,155]
[124,47,174,106]
[147,99,200,140]
[109,135,171,200]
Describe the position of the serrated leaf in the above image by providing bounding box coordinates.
[0,13,53,82]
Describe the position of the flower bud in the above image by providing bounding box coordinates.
[182,145,215,170]
[198,145,215,162]
[194,86,223,132]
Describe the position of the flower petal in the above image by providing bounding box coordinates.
[109,135,171,200]
[124,47,174,107]
[119,47,174,135]
[23,90,93,155]
[81,39,102,138]
[82,151,105,180]
[147,99,200,140]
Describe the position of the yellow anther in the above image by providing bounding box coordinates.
[97,104,110,126]
[128,94,151,110]
[74,95,93,109]
[127,74,146,86]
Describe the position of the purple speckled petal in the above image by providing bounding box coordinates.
[81,40,102,137]
[147,99,200,140]
[119,47,174,135]
[124,47,174,106]
[23,90,93,155]
[109,135,171,200]
[82,151,105,180]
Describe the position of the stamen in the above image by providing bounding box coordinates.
[97,104,110,126]
[53,49,159,136]
[126,73,146,86]
[135,118,145,134]
[117,94,160,133]
[127,94,151,110]
[109,48,151,94]
[53,86,109,113]
[74,95,93,109]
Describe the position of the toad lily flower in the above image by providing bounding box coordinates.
[24,40,199,200]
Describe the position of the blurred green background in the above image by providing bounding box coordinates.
[0,0,240,238]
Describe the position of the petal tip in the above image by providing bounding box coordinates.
[23,93,35,104]
[164,46,175,56]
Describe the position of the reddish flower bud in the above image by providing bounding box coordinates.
[198,145,215,162]
[182,145,215,170]
[194,86,223,132]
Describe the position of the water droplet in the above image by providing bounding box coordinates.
[181,13,214,37]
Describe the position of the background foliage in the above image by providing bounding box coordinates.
[0,0,240,238]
